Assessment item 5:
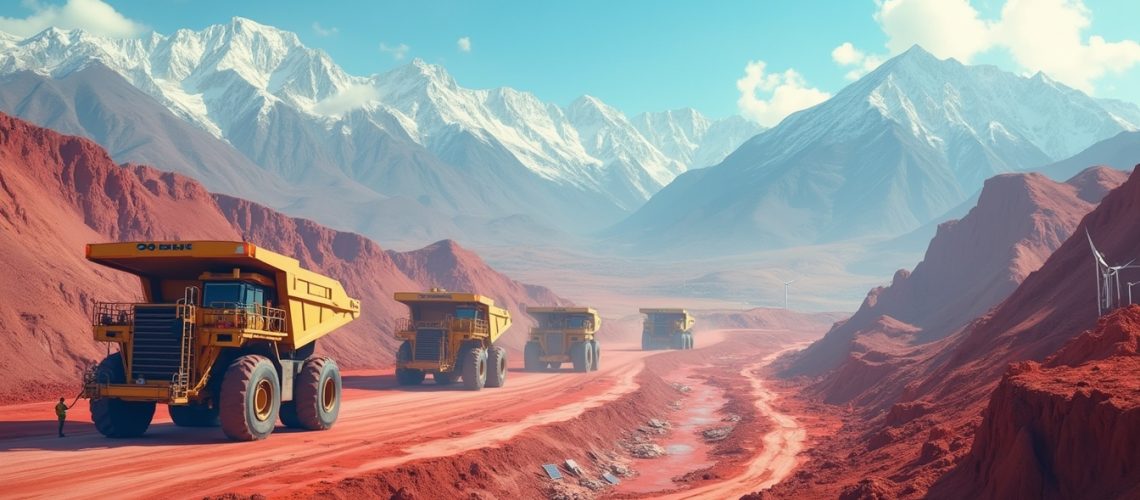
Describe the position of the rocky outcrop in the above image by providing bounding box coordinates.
[932,308,1140,499]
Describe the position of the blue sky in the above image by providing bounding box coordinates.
[2,0,1139,124]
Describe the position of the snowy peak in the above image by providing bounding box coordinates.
[0,18,765,223]
[633,109,764,168]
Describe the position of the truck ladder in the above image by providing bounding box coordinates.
[172,286,199,400]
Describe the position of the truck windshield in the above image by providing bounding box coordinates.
[203,282,265,310]
[455,307,479,319]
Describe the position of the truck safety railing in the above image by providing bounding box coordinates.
[200,303,287,332]
[93,303,135,327]
[534,318,594,331]
[173,287,199,399]
[396,316,489,335]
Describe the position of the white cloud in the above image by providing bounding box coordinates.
[379,42,410,60]
[457,36,471,53]
[876,0,992,63]
[993,0,1140,93]
[831,42,863,66]
[0,0,146,38]
[831,42,885,80]
[736,60,831,127]
[312,22,338,37]
[842,0,1140,94]
[312,83,379,116]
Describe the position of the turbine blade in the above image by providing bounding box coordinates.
[1086,230,1110,267]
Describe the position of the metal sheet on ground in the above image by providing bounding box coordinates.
[542,464,563,480]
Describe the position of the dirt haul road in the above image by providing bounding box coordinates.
[0,330,816,498]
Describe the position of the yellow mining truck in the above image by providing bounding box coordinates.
[640,308,695,350]
[393,289,512,390]
[84,241,360,441]
[523,307,601,372]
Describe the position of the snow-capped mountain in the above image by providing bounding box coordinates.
[0,17,759,225]
[632,109,764,169]
[611,46,1140,254]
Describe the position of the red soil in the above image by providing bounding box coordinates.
[0,112,562,402]
[931,307,1140,499]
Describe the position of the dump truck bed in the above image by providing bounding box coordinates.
[394,291,511,343]
[640,308,695,332]
[526,306,601,334]
[86,241,360,349]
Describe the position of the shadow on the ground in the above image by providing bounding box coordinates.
[0,420,311,451]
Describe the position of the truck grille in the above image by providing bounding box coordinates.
[545,333,565,356]
[414,329,446,362]
[131,305,181,381]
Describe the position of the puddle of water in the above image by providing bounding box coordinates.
[666,443,694,455]
[613,366,724,494]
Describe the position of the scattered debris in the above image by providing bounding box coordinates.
[671,383,693,393]
[564,459,584,477]
[545,481,589,500]
[578,477,607,491]
[628,443,666,458]
[702,426,733,442]
[669,400,683,410]
[647,418,670,429]
[721,414,742,423]
[601,472,621,485]
[543,464,564,480]
[607,461,634,477]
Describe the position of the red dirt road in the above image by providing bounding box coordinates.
[0,329,827,498]
[0,339,703,498]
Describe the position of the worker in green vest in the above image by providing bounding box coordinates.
[55,397,71,437]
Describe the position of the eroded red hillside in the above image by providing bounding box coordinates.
[0,112,563,402]
[931,307,1140,499]
[783,169,1123,408]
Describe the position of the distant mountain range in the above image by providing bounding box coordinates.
[3,20,1137,260]
[0,18,761,246]
[610,46,1140,254]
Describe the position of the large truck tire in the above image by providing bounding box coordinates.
[461,346,488,391]
[294,357,341,430]
[671,333,685,350]
[396,341,425,386]
[170,402,220,427]
[590,340,601,371]
[641,332,652,351]
[90,353,156,438]
[571,342,593,372]
[686,333,694,350]
[220,355,280,441]
[524,341,542,372]
[486,346,507,388]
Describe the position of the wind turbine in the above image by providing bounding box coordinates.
[783,280,795,310]
[1110,260,1138,307]
[1087,230,1110,315]
[1129,281,1139,306]
[1086,230,1139,314]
